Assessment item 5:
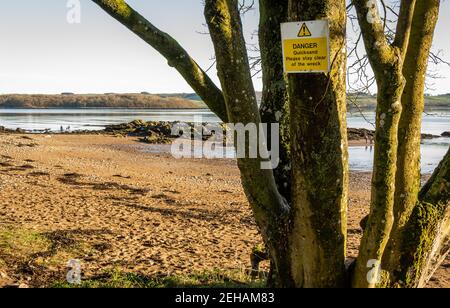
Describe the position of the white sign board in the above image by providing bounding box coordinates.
[281,20,330,73]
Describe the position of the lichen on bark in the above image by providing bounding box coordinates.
[287,0,348,288]
[383,0,442,283]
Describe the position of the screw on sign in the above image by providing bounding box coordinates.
[281,20,330,73]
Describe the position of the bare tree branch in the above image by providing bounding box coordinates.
[392,0,417,58]
[91,0,228,122]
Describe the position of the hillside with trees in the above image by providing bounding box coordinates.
[1,92,447,110]
[347,93,450,110]
[0,93,207,109]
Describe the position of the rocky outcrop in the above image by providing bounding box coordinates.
[422,133,440,140]
[0,126,24,134]
[104,120,226,144]
[348,128,374,141]
[104,120,174,144]
[347,127,440,141]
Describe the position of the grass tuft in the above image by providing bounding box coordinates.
[53,268,266,289]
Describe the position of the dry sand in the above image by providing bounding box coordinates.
[0,134,448,288]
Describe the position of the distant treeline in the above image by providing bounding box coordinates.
[347,93,450,110]
[0,92,448,110]
[0,93,207,109]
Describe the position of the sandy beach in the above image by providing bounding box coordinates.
[0,134,448,288]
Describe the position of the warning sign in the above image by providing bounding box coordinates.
[281,20,330,73]
[298,23,312,37]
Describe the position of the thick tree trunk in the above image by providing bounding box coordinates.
[204,0,294,287]
[384,0,441,282]
[287,0,348,288]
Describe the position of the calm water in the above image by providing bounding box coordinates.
[349,139,449,174]
[347,110,450,136]
[0,109,219,132]
[347,110,449,173]
[1,108,449,173]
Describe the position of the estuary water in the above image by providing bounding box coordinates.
[0,108,449,173]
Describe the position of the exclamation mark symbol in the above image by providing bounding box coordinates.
[298,23,312,37]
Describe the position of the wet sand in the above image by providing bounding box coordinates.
[0,134,447,288]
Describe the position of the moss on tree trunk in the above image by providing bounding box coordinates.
[384,0,441,282]
[398,148,449,287]
[287,0,348,288]
[351,0,412,288]
[258,0,291,201]
[204,0,295,287]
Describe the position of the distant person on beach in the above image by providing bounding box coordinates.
[60,126,64,133]
[67,126,71,132]
[363,131,369,145]
[363,131,374,145]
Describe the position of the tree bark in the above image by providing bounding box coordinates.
[204,0,294,287]
[384,0,441,283]
[258,0,291,201]
[396,148,449,287]
[351,0,416,288]
[287,0,348,288]
[257,1,292,285]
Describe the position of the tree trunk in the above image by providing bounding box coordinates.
[204,0,294,287]
[258,0,291,201]
[257,1,293,286]
[351,0,415,288]
[383,0,441,283]
[396,148,449,287]
[287,0,348,288]
[353,74,404,288]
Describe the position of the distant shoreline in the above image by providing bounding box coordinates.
[1,120,448,143]
[1,106,450,110]
[0,107,210,110]
[1,92,449,110]
[0,93,206,109]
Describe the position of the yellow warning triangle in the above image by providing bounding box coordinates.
[298,23,312,37]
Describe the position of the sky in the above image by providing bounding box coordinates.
[0,0,449,95]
